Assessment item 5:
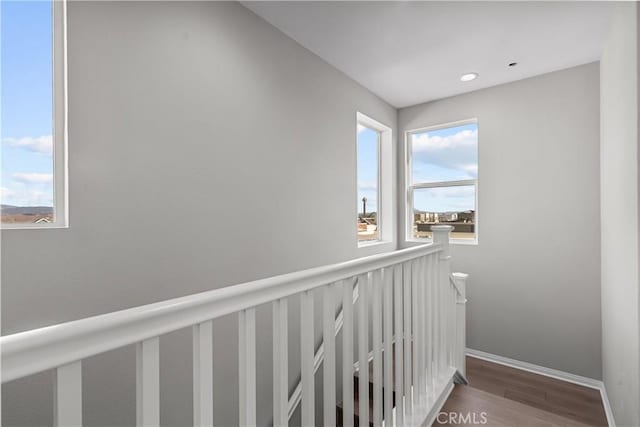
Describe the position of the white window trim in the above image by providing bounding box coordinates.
[356,112,393,248]
[404,118,478,245]
[3,0,68,230]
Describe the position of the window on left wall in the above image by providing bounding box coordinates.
[357,112,392,247]
[357,123,380,243]
[1,0,67,228]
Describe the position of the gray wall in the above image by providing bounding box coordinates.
[600,3,640,426]
[1,2,397,426]
[398,63,602,380]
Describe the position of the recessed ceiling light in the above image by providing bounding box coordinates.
[460,73,478,82]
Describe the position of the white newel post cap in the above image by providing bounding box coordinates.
[431,225,454,242]
[431,225,453,258]
[430,225,454,232]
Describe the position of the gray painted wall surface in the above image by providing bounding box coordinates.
[600,3,640,426]
[398,63,602,380]
[1,2,397,426]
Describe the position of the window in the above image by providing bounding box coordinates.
[357,112,392,246]
[1,0,67,228]
[357,123,380,243]
[407,119,478,242]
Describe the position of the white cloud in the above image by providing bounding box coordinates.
[0,187,16,198]
[428,186,475,198]
[414,185,475,212]
[412,129,477,178]
[413,129,477,152]
[459,164,478,175]
[0,186,52,207]
[12,172,54,184]
[358,181,377,192]
[3,135,53,155]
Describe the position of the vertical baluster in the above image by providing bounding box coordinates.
[358,273,370,427]
[372,270,383,426]
[193,321,213,427]
[383,268,393,424]
[342,279,355,427]
[418,257,427,397]
[453,273,468,377]
[445,282,450,368]
[449,283,454,366]
[451,282,456,366]
[301,290,315,426]
[426,255,434,393]
[435,254,443,378]
[411,259,419,405]
[394,264,404,426]
[441,257,447,377]
[402,262,412,414]
[323,284,337,426]
[442,280,447,371]
[239,308,256,426]
[418,257,426,400]
[420,259,426,398]
[137,337,160,427]
[442,266,447,375]
[441,260,448,375]
[419,257,426,398]
[55,361,82,427]
[448,283,453,366]
[422,256,429,395]
[273,299,288,427]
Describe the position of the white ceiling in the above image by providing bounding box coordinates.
[242,1,613,108]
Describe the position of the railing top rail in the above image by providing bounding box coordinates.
[1,243,442,383]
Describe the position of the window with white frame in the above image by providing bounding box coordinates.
[357,112,392,246]
[1,0,67,228]
[407,120,478,242]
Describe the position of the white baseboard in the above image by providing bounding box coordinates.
[465,348,616,427]
[599,383,617,427]
[466,348,601,389]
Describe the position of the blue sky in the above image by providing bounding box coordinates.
[357,125,378,215]
[1,0,54,207]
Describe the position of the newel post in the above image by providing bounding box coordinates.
[431,225,453,263]
[432,225,453,294]
[432,225,453,373]
[432,225,468,381]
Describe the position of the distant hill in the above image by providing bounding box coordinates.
[1,205,53,215]
[413,208,474,215]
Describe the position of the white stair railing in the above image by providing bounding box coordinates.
[1,225,467,427]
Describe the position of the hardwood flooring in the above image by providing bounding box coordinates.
[435,356,608,427]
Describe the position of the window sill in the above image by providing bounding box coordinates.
[1,223,68,230]
[358,240,389,248]
[357,240,395,257]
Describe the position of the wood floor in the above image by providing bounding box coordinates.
[435,356,608,427]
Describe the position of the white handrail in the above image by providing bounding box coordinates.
[1,243,442,383]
